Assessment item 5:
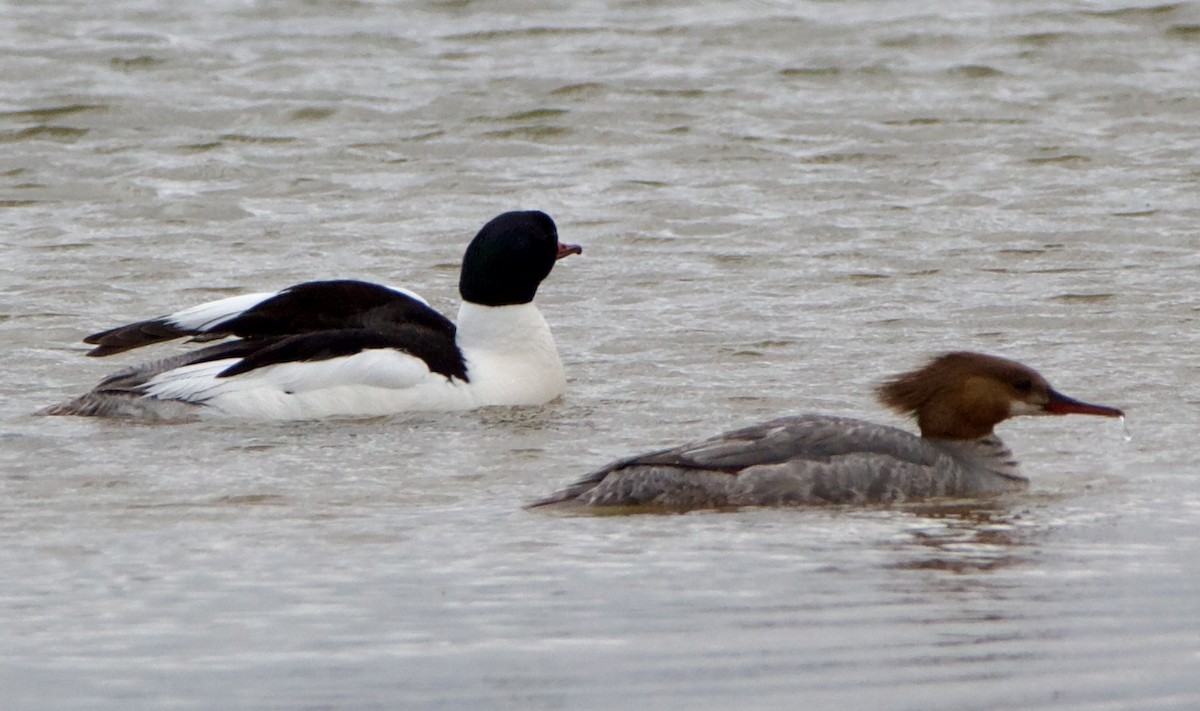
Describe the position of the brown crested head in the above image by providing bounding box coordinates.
[875,352,1123,440]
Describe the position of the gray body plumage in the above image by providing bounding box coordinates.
[37,341,249,420]
[531,414,1029,510]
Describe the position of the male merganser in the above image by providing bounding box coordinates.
[41,210,581,420]
[528,352,1123,511]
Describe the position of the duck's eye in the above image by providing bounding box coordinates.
[1013,378,1033,393]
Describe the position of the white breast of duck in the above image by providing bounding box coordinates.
[454,301,566,407]
[529,352,1122,511]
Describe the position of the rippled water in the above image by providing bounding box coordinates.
[3,1,1199,709]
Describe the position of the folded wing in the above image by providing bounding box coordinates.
[528,415,948,508]
[84,280,450,357]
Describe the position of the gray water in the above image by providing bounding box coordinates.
[2,1,1199,708]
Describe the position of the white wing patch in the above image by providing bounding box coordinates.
[383,285,430,307]
[165,292,277,332]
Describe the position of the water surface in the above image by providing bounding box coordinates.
[2,1,1199,709]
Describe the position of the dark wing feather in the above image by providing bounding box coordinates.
[218,280,454,339]
[631,415,937,471]
[216,326,467,381]
[85,320,197,357]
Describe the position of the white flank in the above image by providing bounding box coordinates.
[141,350,473,419]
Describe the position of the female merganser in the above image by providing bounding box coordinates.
[528,352,1123,511]
[41,210,581,420]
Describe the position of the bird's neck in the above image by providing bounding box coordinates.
[455,301,556,356]
[927,434,1025,482]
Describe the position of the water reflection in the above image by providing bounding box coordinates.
[886,501,1036,574]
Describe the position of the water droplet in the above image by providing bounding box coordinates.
[1119,415,1133,442]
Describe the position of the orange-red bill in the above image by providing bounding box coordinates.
[556,242,583,260]
[1045,388,1124,418]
